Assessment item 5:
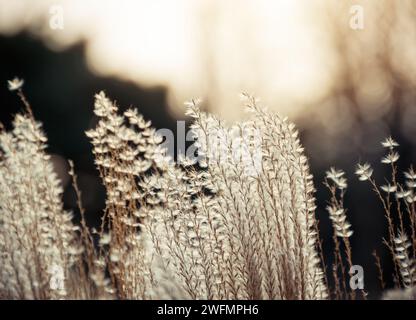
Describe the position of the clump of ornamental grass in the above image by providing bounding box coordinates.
[85,92,328,300]
[0,79,110,299]
[5,77,416,300]
[0,79,329,300]
[323,136,416,299]
[3,78,416,300]
[354,137,416,293]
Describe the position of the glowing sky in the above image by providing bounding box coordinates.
[0,0,335,119]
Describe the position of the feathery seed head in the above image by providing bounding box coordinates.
[355,163,373,181]
[381,151,400,164]
[326,167,347,189]
[7,77,24,91]
[381,136,399,149]
[381,184,397,193]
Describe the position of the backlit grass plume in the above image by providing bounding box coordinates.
[85,92,327,299]
[0,84,112,299]
[0,94,86,299]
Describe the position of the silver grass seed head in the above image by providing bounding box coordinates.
[381,136,399,149]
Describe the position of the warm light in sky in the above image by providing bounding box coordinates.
[0,0,334,119]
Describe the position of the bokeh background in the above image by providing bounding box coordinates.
[1,0,416,298]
